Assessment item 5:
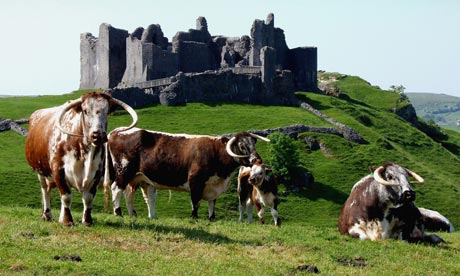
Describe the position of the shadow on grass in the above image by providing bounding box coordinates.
[101,218,256,245]
[296,181,348,205]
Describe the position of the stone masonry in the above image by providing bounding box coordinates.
[80,13,318,106]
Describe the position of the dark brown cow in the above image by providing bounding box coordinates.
[338,162,453,243]
[105,128,270,220]
[25,92,137,226]
[237,163,280,226]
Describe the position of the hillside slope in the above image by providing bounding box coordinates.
[407,92,460,131]
[1,75,460,228]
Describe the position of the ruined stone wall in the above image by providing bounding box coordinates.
[287,47,318,92]
[79,33,98,89]
[249,13,275,66]
[80,13,318,99]
[177,41,217,73]
[122,38,178,84]
[93,24,129,89]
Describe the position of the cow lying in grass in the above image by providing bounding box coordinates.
[338,162,453,244]
[237,163,280,226]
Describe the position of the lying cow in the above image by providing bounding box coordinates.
[25,92,137,226]
[105,129,270,220]
[237,163,280,226]
[338,162,453,243]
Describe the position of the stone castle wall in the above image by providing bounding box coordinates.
[80,13,318,106]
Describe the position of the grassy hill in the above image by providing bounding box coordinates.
[406,92,460,131]
[1,75,460,275]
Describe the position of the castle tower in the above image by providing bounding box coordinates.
[249,13,275,66]
[79,23,128,89]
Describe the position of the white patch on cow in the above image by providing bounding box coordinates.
[139,184,158,218]
[348,210,396,241]
[254,189,276,209]
[62,146,102,193]
[419,207,455,232]
[202,173,235,201]
[350,200,357,207]
[111,182,124,212]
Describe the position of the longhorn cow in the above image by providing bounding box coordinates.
[25,92,137,226]
[105,129,270,220]
[338,162,453,244]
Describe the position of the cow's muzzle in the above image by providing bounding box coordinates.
[401,190,416,203]
[90,131,108,146]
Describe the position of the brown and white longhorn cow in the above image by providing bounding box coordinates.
[105,128,270,220]
[237,163,280,226]
[25,92,137,226]
[338,162,453,244]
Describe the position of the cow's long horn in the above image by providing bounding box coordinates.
[406,168,424,184]
[226,137,250,158]
[373,166,399,186]
[56,98,84,137]
[249,133,271,142]
[111,98,138,131]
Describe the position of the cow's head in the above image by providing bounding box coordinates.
[247,161,267,186]
[56,92,138,146]
[373,163,424,206]
[226,132,270,166]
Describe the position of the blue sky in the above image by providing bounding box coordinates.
[0,0,459,96]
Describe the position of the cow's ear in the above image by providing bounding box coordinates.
[221,137,229,145]
[73,103,82,113]
[368,166,374,173]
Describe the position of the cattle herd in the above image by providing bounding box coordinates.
[24,92,454,244]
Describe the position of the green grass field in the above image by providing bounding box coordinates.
[1,74,460,275]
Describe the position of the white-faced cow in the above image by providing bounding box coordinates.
[237,163,280,226]
[25,92,137,226]
[105,128,270,220]
[338,162,453,244]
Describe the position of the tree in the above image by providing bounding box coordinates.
[390,84,406,94]
[266,132,300,182]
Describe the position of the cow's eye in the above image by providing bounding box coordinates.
[388,175,393,180]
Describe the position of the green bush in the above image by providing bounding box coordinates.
[266,132,300,181]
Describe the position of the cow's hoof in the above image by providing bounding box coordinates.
[62,220,75,227]
[114,207,123,217]
[208,214,216,222]
[42,209,52,221]
[83,209,93,226]
[275,218,281,227]
[62,208,74,226]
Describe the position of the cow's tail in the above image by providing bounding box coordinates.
[103,142,113,212]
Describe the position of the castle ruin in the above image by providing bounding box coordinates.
[80,13,317,106]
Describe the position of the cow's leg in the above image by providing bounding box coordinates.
[271,208,280,227]
[254,201,264,224]
[140,184,157,218]
[81,190,95,227]
[247,201,254,224]
[55,169,74,226]
[124,184,137,217]
[58,192,74,226]
[189,174,206,219]
[208,199,216,221]
[238,200,245,223]
[111,182,124,216]
[38,175,52,221]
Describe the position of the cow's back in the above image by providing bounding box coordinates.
[25,108,59,177]
[338,176,376,235]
